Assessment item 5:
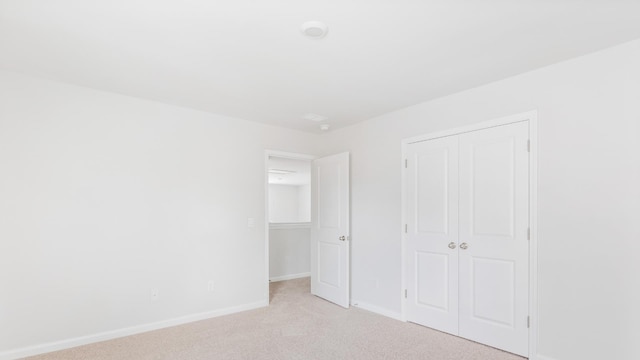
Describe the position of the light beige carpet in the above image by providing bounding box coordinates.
[24,278,525,360]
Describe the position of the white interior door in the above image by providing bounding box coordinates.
[310,152,350,308]
[406,136,459,334]
[458,122,529,356]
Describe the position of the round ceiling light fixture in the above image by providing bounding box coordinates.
[301,21,328,39]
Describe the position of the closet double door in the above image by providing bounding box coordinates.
[405,121,529,357]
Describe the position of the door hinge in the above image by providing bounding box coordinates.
[527,140,530,152]
[527,227,530,241]
[405,224,408,233]
[527,316,530,328]
[405,158,408,168]
[405,289,408,298]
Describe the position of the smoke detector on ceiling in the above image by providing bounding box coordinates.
[320,124,330,131]
[301,21,328,39]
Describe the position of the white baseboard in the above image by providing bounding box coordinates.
[532,354,558,360]
[269,272,310,282]
[0,300,268,360]
[351,300,403,321]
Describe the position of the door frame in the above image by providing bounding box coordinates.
[264,150,317,303]
[400,110,539,358]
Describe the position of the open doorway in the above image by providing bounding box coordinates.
[265,152,314,291]
[265,150,351,307]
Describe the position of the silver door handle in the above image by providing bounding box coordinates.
[460,243,468,250]
[448,242,456,249]
[339,236,346,241]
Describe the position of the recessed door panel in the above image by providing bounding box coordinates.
[317,165,341,229]
[471,257,515,327]
[416,251,449,311]
[470,139,515,237]
[318,242,341,288]
[416,150,449,234]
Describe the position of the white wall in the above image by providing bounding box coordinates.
[0,70,321,358]
[297,184,311,222]
[268,184,311,281]
[268,227,310,281]
[320,39,640,360]
[268,184,310,223]
[269,185,297,223]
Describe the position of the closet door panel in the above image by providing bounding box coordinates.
[405,136,459,335]
[458,121,529,357]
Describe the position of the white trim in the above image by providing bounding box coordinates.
[269,222,311,230]
[528,113,540,360]
[0,300,267,360]
[264,150,316,306]
[264,151,271,305]
[266,150,316,161]
[403,111,536,145]
[400,110,539,359]
[400,139,408,322]
[532,354,558,360]
[352,300,403,321]
[269,272,311,282]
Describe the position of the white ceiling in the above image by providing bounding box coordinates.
[1,0,640,133]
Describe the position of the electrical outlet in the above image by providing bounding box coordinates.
[207,280,215,292]
[150,288,159,302]
[247,217,255,228]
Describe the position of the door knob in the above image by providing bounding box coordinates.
[448,242,456,249]
[339,236,346,241]
[460,243,468,250]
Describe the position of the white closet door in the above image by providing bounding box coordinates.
[457,122,529,356]
[406,136,459,335]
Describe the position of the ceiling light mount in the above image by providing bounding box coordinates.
[303,113,327,122]
[268,169,297,175]
[301,21,328,39]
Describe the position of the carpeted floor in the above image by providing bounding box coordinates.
[24,278,525,359]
